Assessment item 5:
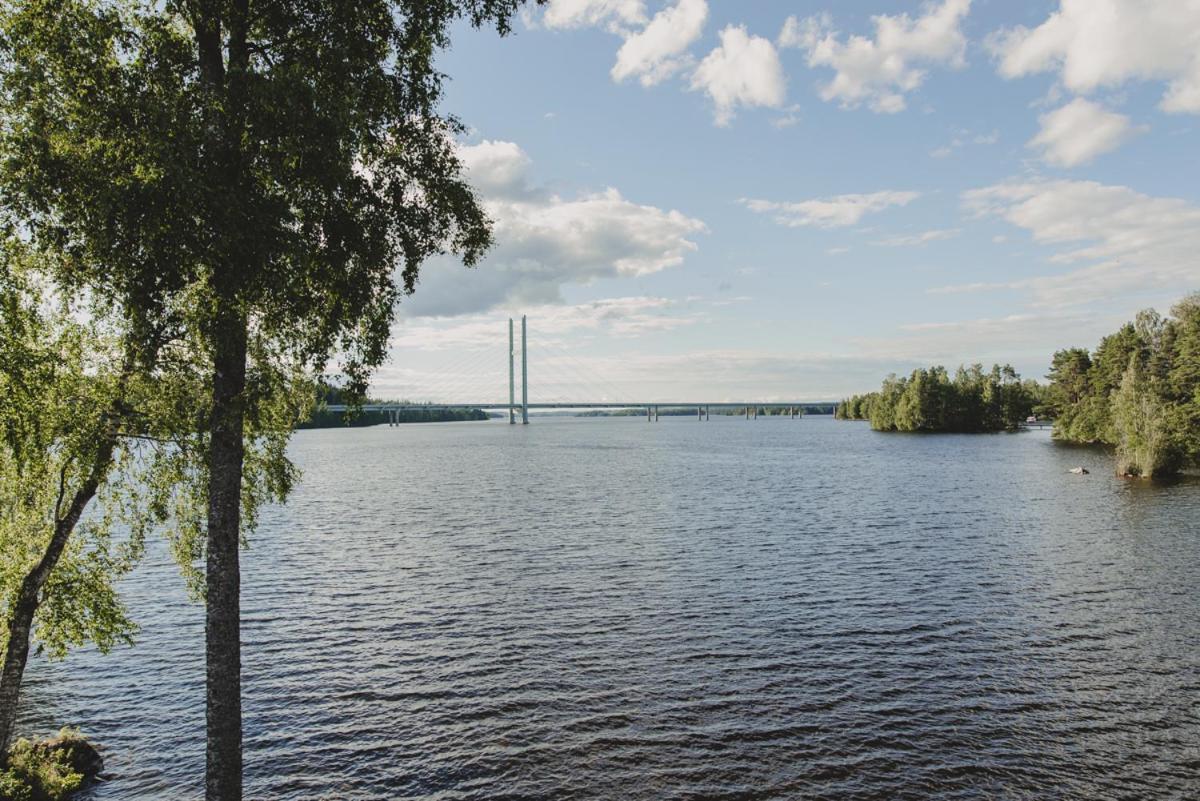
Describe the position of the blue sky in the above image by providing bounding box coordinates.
[375,0,1200,403]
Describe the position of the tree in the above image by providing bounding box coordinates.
[849,363,1038,433]
[1045,348,1091,428]
[1,2,537,797]
[1112,358,1179,477]
[0,244,300,762]
[0,257,142,756]
[1048,296,1200,477]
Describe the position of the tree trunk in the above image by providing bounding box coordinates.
[0,447,114,757]
[194,4,251,797]
[205,313,247,801]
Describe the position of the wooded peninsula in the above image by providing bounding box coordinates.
[836,295,1200,478]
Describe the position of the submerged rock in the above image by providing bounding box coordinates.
[1068,466,1090,475]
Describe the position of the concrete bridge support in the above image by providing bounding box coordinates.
[509,318,516,425]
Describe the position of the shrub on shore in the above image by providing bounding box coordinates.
[0,729,102,801]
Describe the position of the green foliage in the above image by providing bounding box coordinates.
[0,730,89,801]
[1,245,310,658]
[0,0,525,583]
[0,257,141,660]
[1050,294,1200,477]
[0,0,531,397]
[1,0,535,790]
[838,364,1039,433]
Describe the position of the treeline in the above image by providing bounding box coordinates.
[299,407,487,428]
[300,385,486,428]
[836,364,1042,432]
[577,405,835,417]
[1044,295,1199,477]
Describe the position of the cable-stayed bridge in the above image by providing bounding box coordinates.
[326,316,835,424]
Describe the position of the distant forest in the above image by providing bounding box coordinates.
[578,404,836,417]
[299,385,487,428]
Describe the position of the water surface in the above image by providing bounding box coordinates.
[19,417,1200,799]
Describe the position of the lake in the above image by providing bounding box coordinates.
[18,416,1200,799]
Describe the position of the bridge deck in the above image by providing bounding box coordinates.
[325,402,833,412]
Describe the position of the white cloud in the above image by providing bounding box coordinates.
[742,191,920,228]
[691,25,787,125]
[990,0,1200,113]
[612,0,708,87]
[1028,98,1146,167]
[930,127,998,157]
[953,179,1200,306]
[873,228,960,247]
[541,0,646,33]
[771,104,803,128]
[403,140,707,317]
[457,140,534,197]
[780,0,971,113]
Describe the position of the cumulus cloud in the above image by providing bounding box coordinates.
[690,25,787,125]
[990,0,1200,113]
[1028,98,1146,167]
[402,140,707,317]
[612,0,708,86]
[538,2,796,126]
[780,0,971,113]
[457,139,534,197]
[742,191,920,228]
[541,0,647,32]
[952,179,1200,306]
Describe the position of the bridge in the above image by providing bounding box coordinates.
[326,316,835,425]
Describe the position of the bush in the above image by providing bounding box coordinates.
[0,729,96,801]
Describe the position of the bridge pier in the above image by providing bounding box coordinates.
[509,318,515,425]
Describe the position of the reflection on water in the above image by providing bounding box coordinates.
[18,417,1200,799]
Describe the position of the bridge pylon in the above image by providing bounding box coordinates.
[521,315,529,424]
[509,316,529,424]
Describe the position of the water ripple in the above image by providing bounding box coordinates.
[17,418,1200,800]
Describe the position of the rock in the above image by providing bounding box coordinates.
[33,734,104,781]
[1068,466,1090,475]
